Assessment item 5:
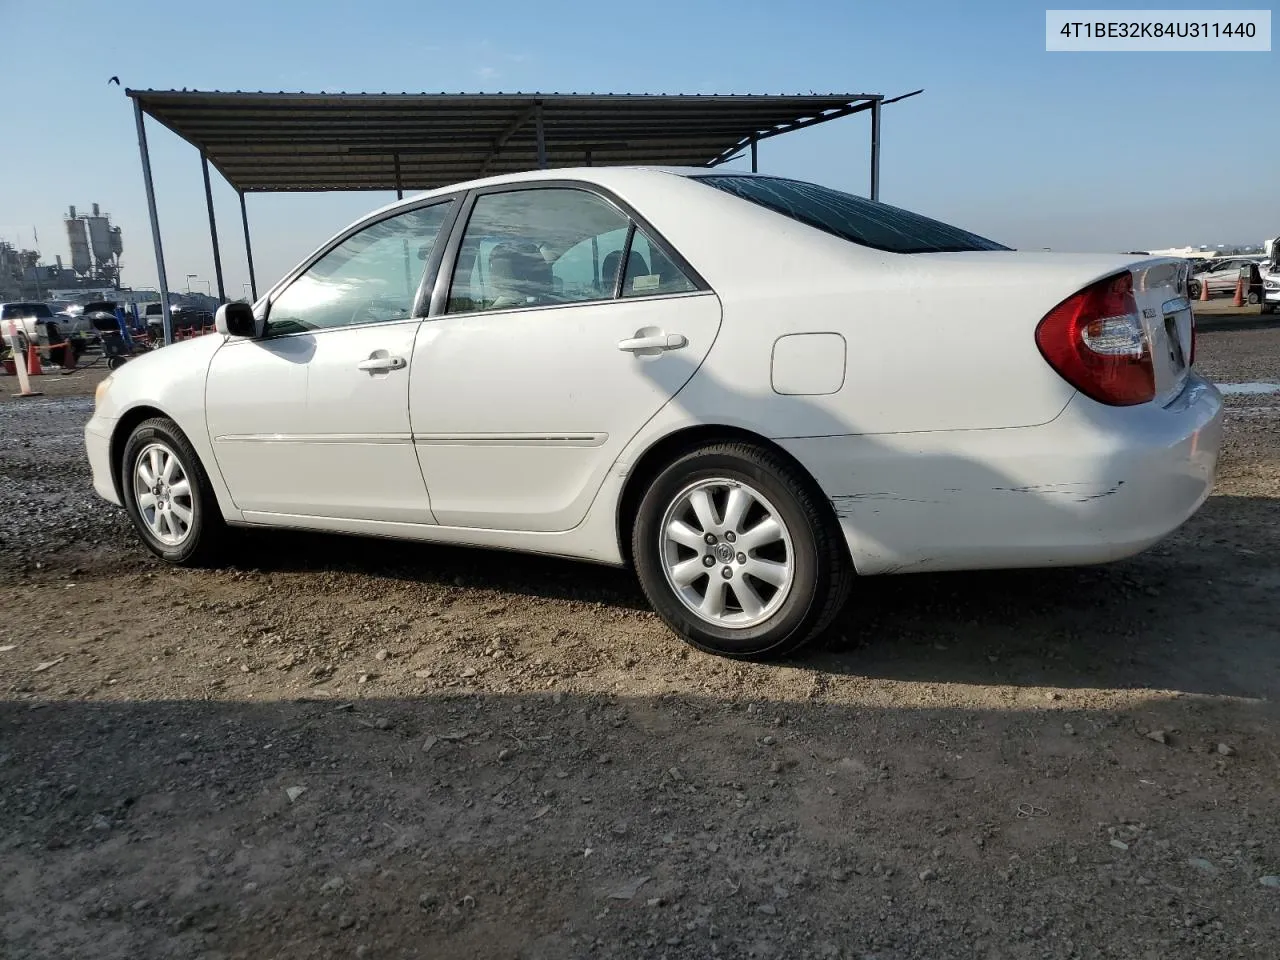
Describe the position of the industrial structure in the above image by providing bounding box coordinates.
[63,203,124,286]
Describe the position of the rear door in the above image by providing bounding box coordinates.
[409,183,722,532]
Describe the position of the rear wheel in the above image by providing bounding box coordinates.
[631,442,851,659]
[1247,291,1261,305]
[120,417,226,565]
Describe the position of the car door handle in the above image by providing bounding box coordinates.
[617,333,688,353]
[356,355,406,372]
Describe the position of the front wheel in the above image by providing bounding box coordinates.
[120,417,226,565]
[631,442,852,659]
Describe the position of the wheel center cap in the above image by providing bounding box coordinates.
[715,542,735,563]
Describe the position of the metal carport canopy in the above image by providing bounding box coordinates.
[125,88,922,340]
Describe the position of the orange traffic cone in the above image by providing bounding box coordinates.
[1199,278,1210,301]
[25,342,43,375]
[1232,276,1245,307]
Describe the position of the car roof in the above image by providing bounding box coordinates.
[359,165,759,221]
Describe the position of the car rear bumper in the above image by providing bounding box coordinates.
[779,373,1224,575]
[85,417,121,506]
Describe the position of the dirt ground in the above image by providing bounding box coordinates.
[2,322,1279,960]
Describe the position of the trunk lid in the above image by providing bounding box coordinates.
[1130,258,1194,405]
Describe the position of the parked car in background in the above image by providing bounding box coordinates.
[47,300,101,344]
[1264,273,1280,314]
[84,167,1222,658]
[143,302,214,340]
[1189,257,1260,298]
[0,301,67,350]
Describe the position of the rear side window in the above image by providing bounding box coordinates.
[694,175,1010,254]
[621,230,698,298]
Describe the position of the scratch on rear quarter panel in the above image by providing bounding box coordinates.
[991,480,1125,502]
[832,492,939,508]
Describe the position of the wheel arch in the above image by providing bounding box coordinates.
[108,405,175,502]
[614,424,852,570]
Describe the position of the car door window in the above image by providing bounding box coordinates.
[266,202,453,337]
[620,229,698,298]
[447,188,632,313]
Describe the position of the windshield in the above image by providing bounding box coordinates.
[693,174,1010,254]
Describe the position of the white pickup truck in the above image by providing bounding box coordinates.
[0,302,68,350]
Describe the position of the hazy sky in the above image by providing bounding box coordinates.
[2,0,1276,294]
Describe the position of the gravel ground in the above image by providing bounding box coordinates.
[1,327,1279,960]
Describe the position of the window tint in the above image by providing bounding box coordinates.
[266,202,453,336]
[621,230,698,298]
[447,188,631,313]
[694,175,1010,254]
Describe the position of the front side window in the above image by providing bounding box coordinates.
[694,174,1009,254]
[447,188,632,313]
[266,202,453,336]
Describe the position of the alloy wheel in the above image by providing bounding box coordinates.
[659,477,795,628]
[132,442,195,547]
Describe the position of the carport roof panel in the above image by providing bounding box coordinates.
[126,90,882,192]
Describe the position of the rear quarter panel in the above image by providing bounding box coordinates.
[596,171,1138,438]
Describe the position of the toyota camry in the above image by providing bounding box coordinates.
[84,167,1224,658]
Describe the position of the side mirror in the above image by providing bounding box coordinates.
[215,302,259,338]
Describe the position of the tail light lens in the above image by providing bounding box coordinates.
[1035,271,1155,406]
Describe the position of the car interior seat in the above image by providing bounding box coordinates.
[601,248,650,295]
[487,240,553,309]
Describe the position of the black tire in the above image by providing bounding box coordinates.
[106,355,124,370]
[1188,280,1201,300]
[1247,291,1261,305]
[631,441,852,659]
[120,416,226,565]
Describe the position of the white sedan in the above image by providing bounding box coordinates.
[85,167,1223,658]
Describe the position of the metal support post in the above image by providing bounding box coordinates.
[133,98,173,345]
[750,136,758,173]
[535,101,547,170]
[870,98,882,201]
[394,152,403,200]
[238,190,258,302]
[200,151,226,303]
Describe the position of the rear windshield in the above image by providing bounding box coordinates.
[693,174,1010,254]
[1,303,53,319]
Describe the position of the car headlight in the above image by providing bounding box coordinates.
[94,374,113,410]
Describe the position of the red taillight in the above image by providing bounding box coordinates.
[1034,271,1155,406]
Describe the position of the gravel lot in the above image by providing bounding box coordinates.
[2,324,1279,960]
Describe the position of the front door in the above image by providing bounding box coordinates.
[409,185,722,532]
[206,200,455,522]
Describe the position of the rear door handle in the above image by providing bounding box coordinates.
[357,355,407,372]
[617,333,688,354]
